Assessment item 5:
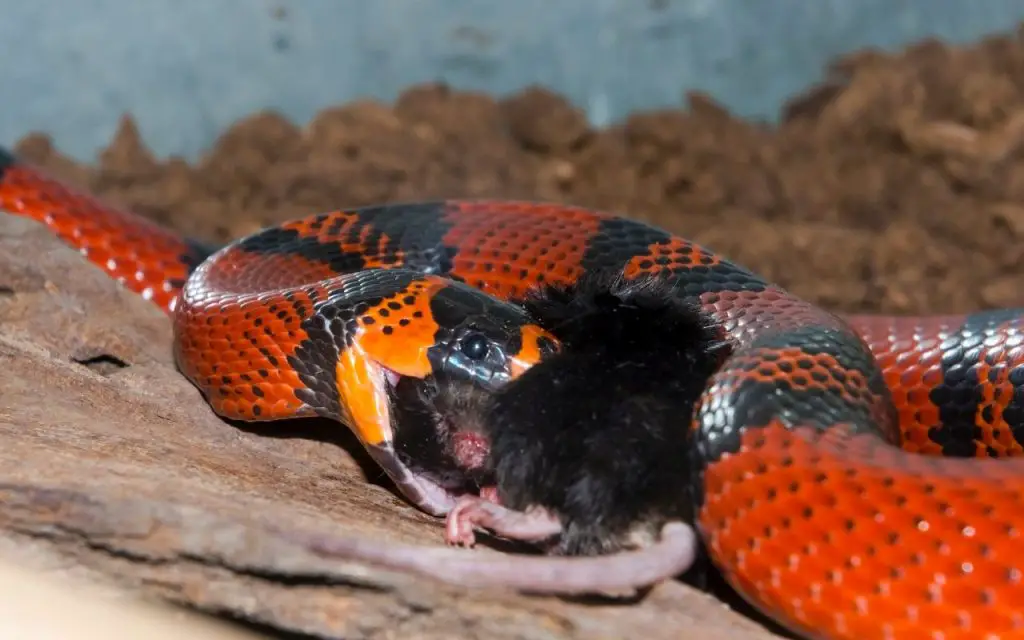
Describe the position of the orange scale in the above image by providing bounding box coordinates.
[195,362,217,378]
[252,316,284,337]
[272,375,306,396]
[199,328,224,343]
[916,366,945,389]
[203,350,229,369]
[255,372,289,391]
[217,398,241,416]
[905,386,932,409]
[232,399,259,417]
[232,385,257,403]
[254,400,288,418]
[255,389,290,411]
[904,428,941,454]
[894,368,923,393]
[221,340,246,357]
[936,569,993,604]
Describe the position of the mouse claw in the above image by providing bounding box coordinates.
[444,488,505,546]
[444,496,485,547]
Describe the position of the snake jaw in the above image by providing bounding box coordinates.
[335,350,472,516]
[382,367,402,389]
[365,442,463,516]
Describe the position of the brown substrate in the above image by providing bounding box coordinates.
[15,27,1024,316]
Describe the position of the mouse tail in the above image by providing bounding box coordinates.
[280,521,698,596]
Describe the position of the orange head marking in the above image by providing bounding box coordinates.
[353,278,443,380]
[333,276,444,448]
[510,323,560,378]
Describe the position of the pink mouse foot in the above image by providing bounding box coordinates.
[445,496,564,547]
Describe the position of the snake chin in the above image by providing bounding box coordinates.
[382,367,402,390]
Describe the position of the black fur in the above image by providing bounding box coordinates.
[484,271,730,555]
[389,375,495,492]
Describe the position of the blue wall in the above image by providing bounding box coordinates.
[3,0,1024,161]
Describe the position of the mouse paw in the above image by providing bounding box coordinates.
[444,496,490,547]
[443,497,563,547]
[444,489,505,547]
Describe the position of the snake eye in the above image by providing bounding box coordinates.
[459,333,491,360]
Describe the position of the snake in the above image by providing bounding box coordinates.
[1,145,1022,640]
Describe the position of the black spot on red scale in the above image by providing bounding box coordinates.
[580,218,769,297]
[928,309,1024,456]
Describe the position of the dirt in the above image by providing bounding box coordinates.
[15,26,1024,317]
[4,21,1024,640]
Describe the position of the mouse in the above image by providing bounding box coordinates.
[284,270,730,596]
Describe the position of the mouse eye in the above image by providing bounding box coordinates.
[459,332,491,360]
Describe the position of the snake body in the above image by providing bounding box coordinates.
[2,147,1023,639]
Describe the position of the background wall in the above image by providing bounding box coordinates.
[4,0,1024,161]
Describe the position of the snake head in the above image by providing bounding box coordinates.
[423,292,561,390]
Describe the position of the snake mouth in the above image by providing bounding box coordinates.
[382,367,402,389]
[365,443,464,516]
